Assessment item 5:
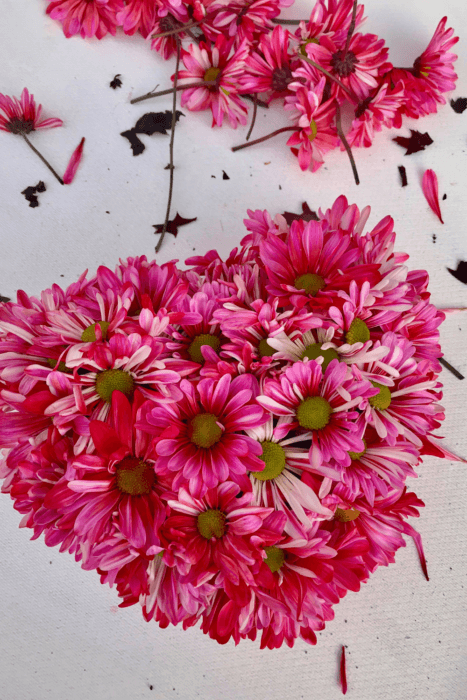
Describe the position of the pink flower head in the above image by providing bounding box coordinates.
[295,0,366,49]
[46,0,124,39]
[0,88,63,135]
[117,0,158,38]
[284,78,338,172]
[207,0,292,46]
[257,359,376,469]
[177,36,249,128]
[138,373,267,497]
[422,169,444,224]
[149,4,191,60]
[242,25,295,102]
[347,80,405,148]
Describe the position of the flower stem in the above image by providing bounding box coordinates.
[130,81,211,104]
[343,0,358,57]
[246,94,258,141]
[22,134,64,185]
[335,102,360,185]
[232,126,300,152]
[300,55,357,101]
[272,18,302,25]
[439,357,465,380]
[155,38,181,254]
[151,20,202,39]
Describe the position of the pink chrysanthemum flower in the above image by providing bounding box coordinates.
[284,79,338,172]
[346,80,405,148]
[0,88,63,135]
[117,0,159,38]
[138,374,266,496]
[207,0,292,45]
[242,25,295,102]
[295,0,365,50]
[257,359,376,469]
[149,4,191,59]
[176,36,249,128]
[46,0,124,39]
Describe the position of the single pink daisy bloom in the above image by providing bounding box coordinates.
[0,88,63,135]
[284,79,338,172]
[115,257,190,317]
[46,0,124,39]
[383,299,444,372]
[242,25,295,102]
[176,36,249,128]
[295,0,365,51]
[207,0,291,45]
[138,373,266,496]
[347,80,405,148]
[149,4,191,60]
[257,359,375,469]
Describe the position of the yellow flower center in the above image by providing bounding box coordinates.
[251,441,286,481]
[258,338,276,358]
[334,507,360,522]
[47,358,72,374]
[369,382,392,410]
[95,369,135,403]
[204,67,221,83]
[115,456,155,496]
[264,546,285,572]
[189,413,222,449]
[307,119,318,141]
[302,342,339,370]
[297,396,332,430]
[294,273,325,296]
[187,334,221,363]
[197,509,226,539]
[345,318,370,345]
[348,440,366,461]
[81,321,110,342]
[299,37,319,56]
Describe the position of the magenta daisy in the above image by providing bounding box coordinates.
[150,4,191,60]
[46,0,124,39]
[0,88,62,135]
[207,0,291,45]
[257,359,375,469]
[295,0,365,50]
[117,0,158,38]
[242,25,295,102]
[138,373,266,496]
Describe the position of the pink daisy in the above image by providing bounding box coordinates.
[0,88,63,135]
[176,36,249,128]
[242,25,295,102]
[149,4,191,60]
[347,80,405,148]
[207,0,291,45]
[46,0,124,39]
[138,373,267,496]
[295,0,366,50]
[117,0,159,38]
[257,359,376,470]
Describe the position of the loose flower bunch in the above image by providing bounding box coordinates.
[0,195,461,648]
[43,0,458,176]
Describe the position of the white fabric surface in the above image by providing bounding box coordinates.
[0,0,466,698]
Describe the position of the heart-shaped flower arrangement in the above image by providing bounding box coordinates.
[0,195,460,648]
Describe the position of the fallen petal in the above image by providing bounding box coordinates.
[422,169,444,223]
[63,137,85,184]
[340,645,347,695]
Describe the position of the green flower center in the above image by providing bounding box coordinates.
[189,413,222,449]
[334,507,360,522]
[187,334,221,364]
[297,396,332,430]
[345,318,370,345]
[115,456,155,496]
[294,273,325,296]
[348,440,366,461]
[95,369,135,403]
[46,358,72,374]
[369,382,392,410]
[258,338,276,358]
[307,119,318,142]
[264,546,285,573]
[251,441,286,481]
[302,342,339,370]
[204,67,221,83]
[197,509,226,539]
[81,321,110,342]
[299,37,319,56]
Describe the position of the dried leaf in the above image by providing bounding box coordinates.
[110,74,122,90]
[21,181,47,208]
[447,261,467,285]
[282,202,319,225]
[393,130,433,155]
[153,213,197,238]
[222,170,230,180]
[450,97,467,114]
[121,111,184,156]
[0,295,11,303]
[121,130,145,156]
[398,165,408,187]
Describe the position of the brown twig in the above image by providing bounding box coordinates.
[155,38,181,254]
[439,357,465,380]
[272,18,302,25]
[300,55,357,101]
[335,102,360,185]
[151,20,203,39]
[232,126,300,152]
[22,134,64,185]
[131,81,213,104]
[246,94,258,141]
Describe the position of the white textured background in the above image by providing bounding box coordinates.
[1,0,467,698]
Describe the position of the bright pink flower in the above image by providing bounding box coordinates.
[138,374,266,496]
[422,169,444,224]
[241,25,295,101]
[295,0,365,49]
[117,0,158,38]
[257,359,375,469]
[284,78,338,172]
[207,0,292,45]
[0,88,63,134]
[46,0,124,39]
[347,80,405,148]
[149,4,191,60]
[177,37,249,128]
[63,136,85,184]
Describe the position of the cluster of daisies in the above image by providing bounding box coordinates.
[0,195,459,647]
[44,0,458,172]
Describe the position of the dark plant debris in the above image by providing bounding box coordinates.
[222,170,230,180]
[0,295,11,303]
[398,165,408,187]
[153,213,197,239]
[21,180,46,208]
[442,193,447,200]
[439,357,465,380]
[393,130,433,155]
[282,202,319,225]
[432,234,436,243]
[121,111,184,156]
[110,74,123,90]
[447,261,467,285]
[450,97,467,114]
